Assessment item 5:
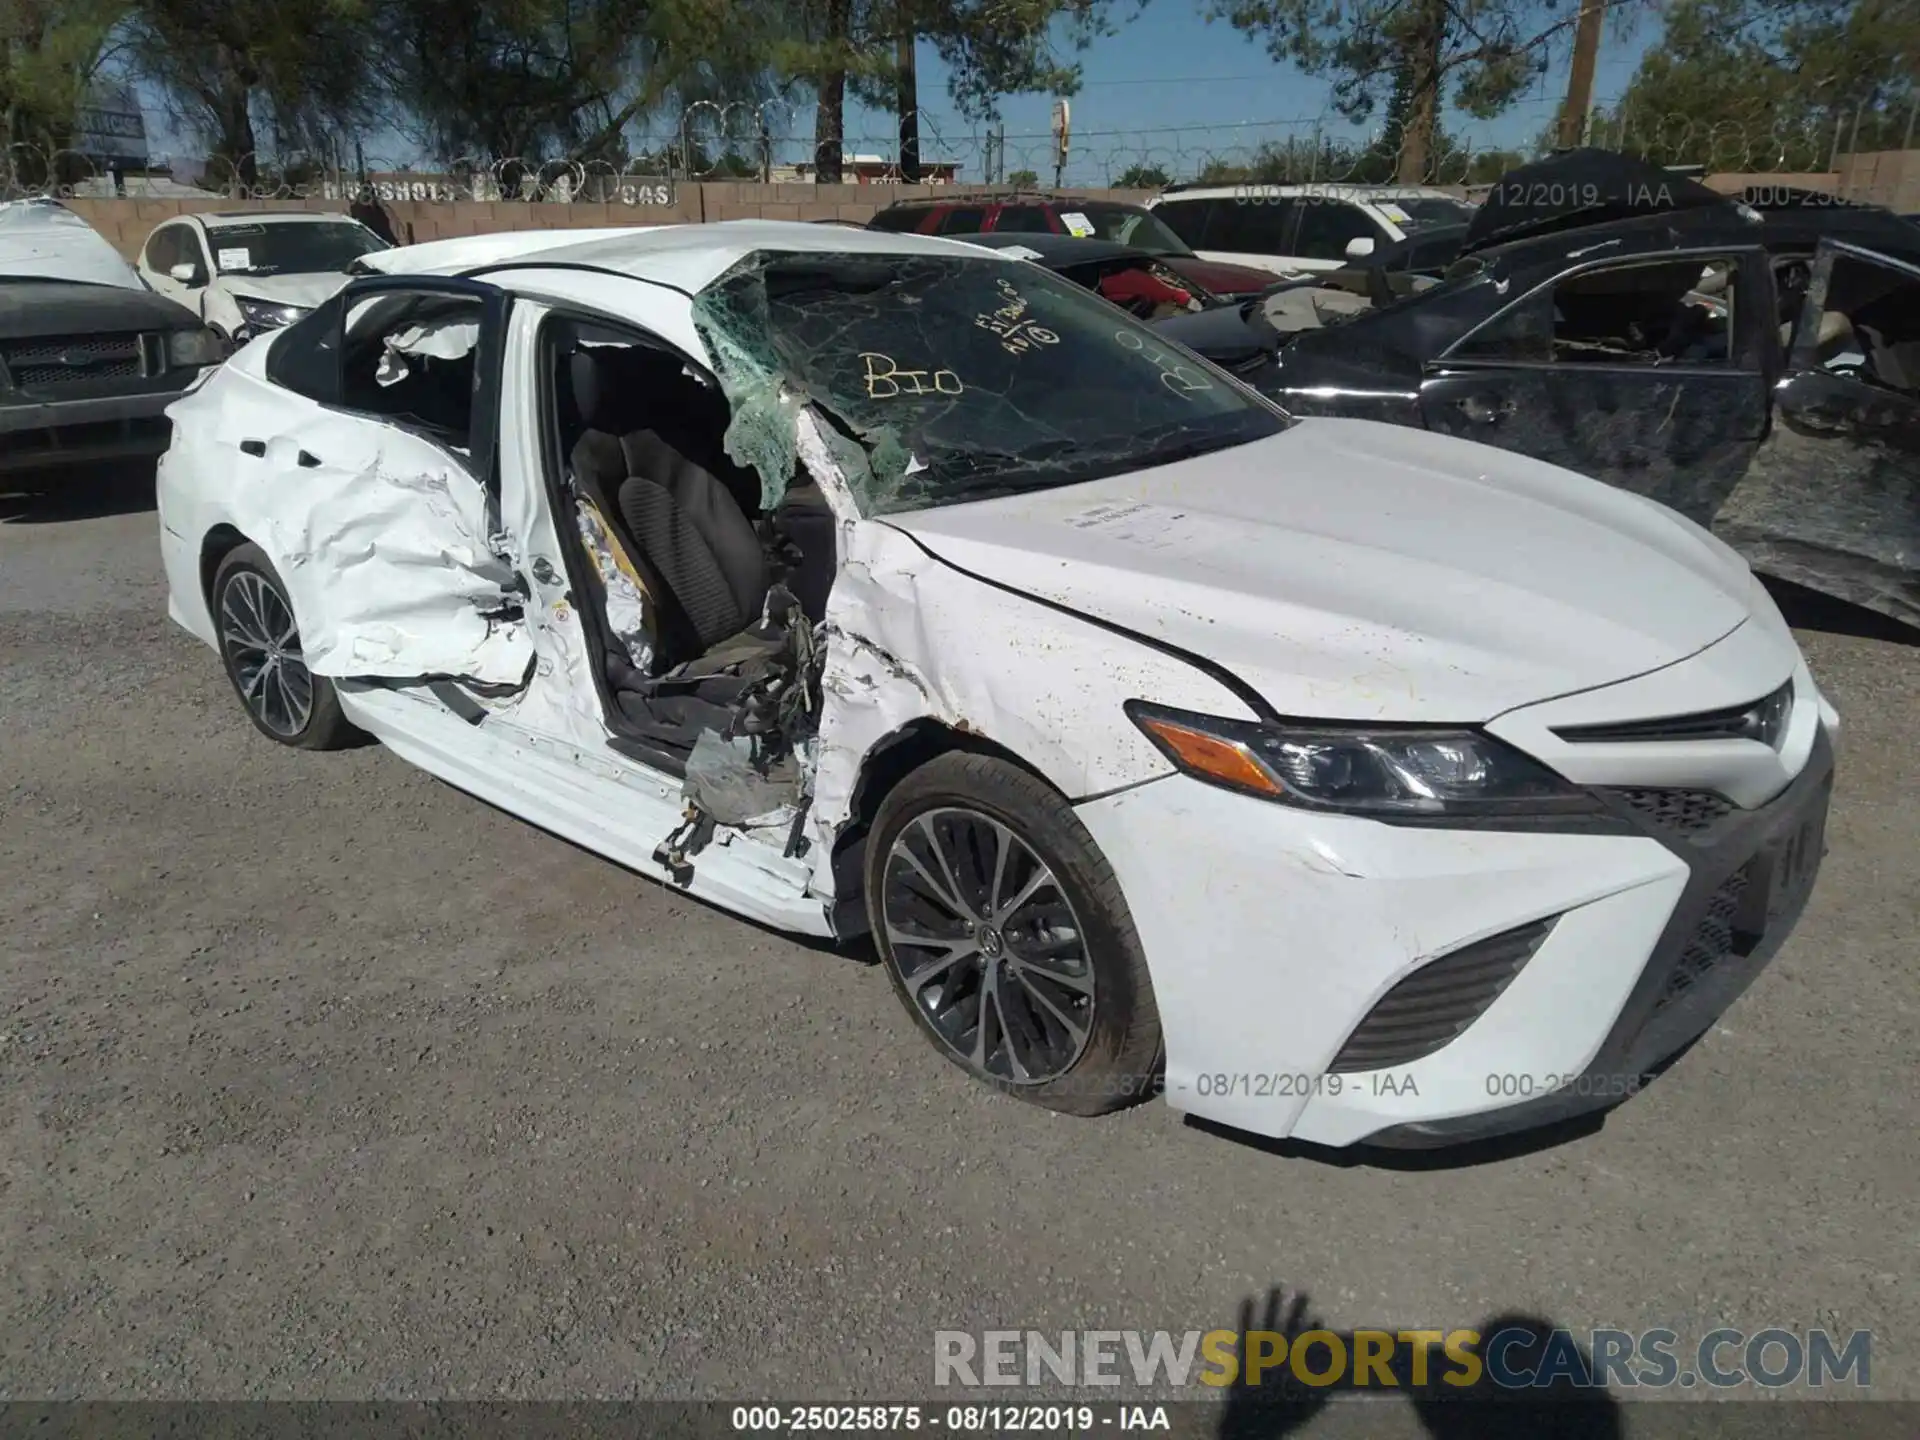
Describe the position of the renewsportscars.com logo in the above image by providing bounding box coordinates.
[934,1327,1871,1392]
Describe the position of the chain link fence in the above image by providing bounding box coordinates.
[5,94,1916,207]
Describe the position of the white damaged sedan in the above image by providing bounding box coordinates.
[157,221,1837,1148]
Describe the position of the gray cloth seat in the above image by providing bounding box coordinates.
[567,349,773,667]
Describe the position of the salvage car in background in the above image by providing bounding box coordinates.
[1267,153,1920,628]
[865,191,1280,299]
[1148,183,1476,278]
[949,231,1223,318]
[160,221,1837,1149]
[2,198,228,482]
[137,210,390,343]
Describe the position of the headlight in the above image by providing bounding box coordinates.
[1126,701,1600,818]
[167,327,228,368]
[235,297,310,333]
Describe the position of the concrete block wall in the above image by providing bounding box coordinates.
[59,183,1160,258]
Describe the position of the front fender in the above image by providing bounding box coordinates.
[804,518,1263,901]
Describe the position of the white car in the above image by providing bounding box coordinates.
[156,221,1837,1149]
[137,210,390,343]
[1148,184,1476,278]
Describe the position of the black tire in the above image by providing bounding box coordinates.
[866,751,1162,1116]
[211,542,361,750]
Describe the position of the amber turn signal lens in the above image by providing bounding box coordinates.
[1135,716,1283,797]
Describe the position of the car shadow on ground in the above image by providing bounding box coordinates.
[1213,1285,1624,1438]
[1763,575,1917,647]
[0,464,157,524]
[1185,1110,1609,1172]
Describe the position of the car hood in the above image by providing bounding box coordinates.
[0,278,202,338]
[0,200,145,290]
[218,271,350,310]
[882,418,1755,723]
[1152,300,1277,369]
[1164,254,1288,297]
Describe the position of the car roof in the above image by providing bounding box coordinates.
[951,231,1151,266]
[872,191,1147,212]
[192,210,371,228]
[358,220,1011,293]
[1467,199,1920,272]
[1154,184,1463,204]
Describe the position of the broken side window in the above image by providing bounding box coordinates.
[1813,254,1920,396]
[340,291,486,447]
[1451,255,1739,367]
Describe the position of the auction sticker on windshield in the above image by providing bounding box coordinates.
[216,248,251,271]
[1060,212,1095,237]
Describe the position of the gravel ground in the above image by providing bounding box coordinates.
[1,479,1914,1429]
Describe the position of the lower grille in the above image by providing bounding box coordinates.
[2,333,146,389]
[1329,918,1555,1073]
[1613,787,1738,841]
[1654,865,1753,1011]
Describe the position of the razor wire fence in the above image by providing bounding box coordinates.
[4,93,1915,208]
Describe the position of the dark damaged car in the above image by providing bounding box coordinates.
[1,198,228,481]
[1262,152,1920,627]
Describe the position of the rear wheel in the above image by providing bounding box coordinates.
[212,542,360,750]
[866,751,1162,1115]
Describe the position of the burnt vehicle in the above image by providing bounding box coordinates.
[1264,152,1920,627]
[1,198,228,481]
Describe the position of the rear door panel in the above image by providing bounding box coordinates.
[177,276,535,688]
[1715,240,1920,625]
[1421,246,1773,525]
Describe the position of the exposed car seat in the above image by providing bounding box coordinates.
[559,345,817,761]
[617,445,769,652]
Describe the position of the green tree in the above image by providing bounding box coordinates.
[1599,0,1917,173]
[374,0,787,175]
[1007,165,1037,184]
[124,0,379,188]
[1204,0,1620,183]
[1114,161,1169,186]
[0,0,124,178]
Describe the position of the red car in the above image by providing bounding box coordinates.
[867,193,1282,300]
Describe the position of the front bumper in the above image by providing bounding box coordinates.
[1073,720,1834,1149]
[0,387,192,474]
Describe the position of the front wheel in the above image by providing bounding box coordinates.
[212,542,360,750]
[866,751,1162,1115]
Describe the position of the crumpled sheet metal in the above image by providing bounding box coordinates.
[1714,418,1918,630]
[210,408,535,685]
[800,525,1235,899]
[1261,285,1372,333]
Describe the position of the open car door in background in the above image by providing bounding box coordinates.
[217,274,535,694]
[1419,246,1774,528]
[1714,240,1920,628]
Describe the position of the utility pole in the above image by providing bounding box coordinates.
[1557,0,1606,149]
[897,5,922,183]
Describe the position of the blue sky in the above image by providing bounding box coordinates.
[135,2,1664,183]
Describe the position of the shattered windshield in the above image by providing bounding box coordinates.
[208,221,388,276]
[695,252,1286,517]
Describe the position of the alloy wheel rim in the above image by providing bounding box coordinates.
[220,570,313,738]
[881,807,1096,1084]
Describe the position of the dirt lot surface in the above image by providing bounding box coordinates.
[2,482,1914,1431]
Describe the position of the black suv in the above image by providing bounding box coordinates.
[2,199,227,481]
